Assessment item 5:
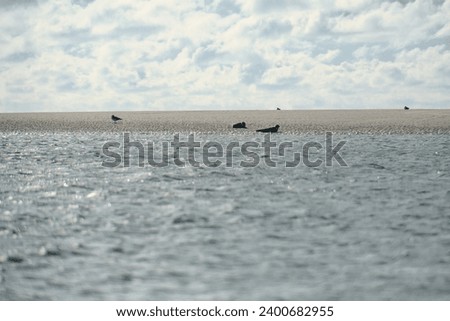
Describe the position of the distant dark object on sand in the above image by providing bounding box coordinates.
[256,125,280,133]
[111,115,122,123]
[233,122,247,129]
[404,106,410,110]
[277,107,281,110]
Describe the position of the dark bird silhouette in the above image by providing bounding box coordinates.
[404,106,410,110]
[277,107,281,110]
[111,115,122,123]
[256,125,280,133]
[232,122,247,129]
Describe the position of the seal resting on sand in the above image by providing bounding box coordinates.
[233,122,247,129]
[256,125,280,133]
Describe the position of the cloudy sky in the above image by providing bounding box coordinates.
[1,0,449,112]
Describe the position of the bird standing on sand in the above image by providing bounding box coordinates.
[233,122,247,129]
[404,106,410,110]
[111,115,122,123]
[277,107,281,110]
[256,125,280,133]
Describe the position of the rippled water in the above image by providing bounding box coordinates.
[1,132,449,300]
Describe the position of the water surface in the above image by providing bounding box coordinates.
[1,132,449,300]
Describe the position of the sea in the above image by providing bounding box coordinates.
[1,131,449,300]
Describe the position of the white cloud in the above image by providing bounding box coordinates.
[0,0,449,112]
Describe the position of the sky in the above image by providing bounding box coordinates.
[0,0,449,112]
